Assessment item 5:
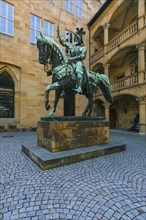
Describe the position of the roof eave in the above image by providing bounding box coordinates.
[88,0,113,27]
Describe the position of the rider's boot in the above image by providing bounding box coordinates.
[74,75,83,94]
[60,90,65,98]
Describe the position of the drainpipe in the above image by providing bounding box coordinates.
[87,24,91,71]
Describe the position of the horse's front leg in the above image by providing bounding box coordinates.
[49,89,62,116]
[45,90,51,111]
[45,82,61,115]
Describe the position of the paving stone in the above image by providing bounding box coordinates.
[31,217,39,220]
[0,131,146,220]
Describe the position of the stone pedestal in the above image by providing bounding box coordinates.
[38,116,109,152]
[22,116,126,170]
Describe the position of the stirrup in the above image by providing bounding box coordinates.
[73,87,83,94]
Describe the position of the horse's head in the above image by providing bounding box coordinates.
[37,36,51,65]
[37,34,68,69]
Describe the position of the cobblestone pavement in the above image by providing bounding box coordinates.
[0,131,146,220]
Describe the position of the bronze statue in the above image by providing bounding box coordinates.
[57,26,86,94]
[37,28,113,117]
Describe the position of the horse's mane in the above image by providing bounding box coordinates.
[37,36,68,65]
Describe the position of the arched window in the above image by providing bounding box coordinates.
[0,72,14,118]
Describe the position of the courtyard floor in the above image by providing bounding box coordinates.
[0,130,146,220]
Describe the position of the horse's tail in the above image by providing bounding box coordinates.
[98,74,114,104]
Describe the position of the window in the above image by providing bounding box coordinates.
[65,0,83,19]
[48,0,54,3]
[66,0,74,14]
[66,30,73,44]
[65,30,73,54]
[0,72,14,118]
[44,21,54,39]
[30,14,41,44]
[75,0,82,19]
[0,0,14,36]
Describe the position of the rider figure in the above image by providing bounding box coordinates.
[57,26,87,94]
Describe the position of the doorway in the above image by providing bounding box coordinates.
[110,109,116,128]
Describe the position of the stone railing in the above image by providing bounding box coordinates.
[91,47,104,63]
[111,73,138,91]
[91,21,138,64]
[107,21,138,52]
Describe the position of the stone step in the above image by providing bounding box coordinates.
[22,141,126,170]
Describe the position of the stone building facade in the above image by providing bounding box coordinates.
[0,0,103,130]
[88,0,146,133]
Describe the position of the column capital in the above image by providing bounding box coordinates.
[136,96,146,103]
[103,103,111,108]
[103,23,110,29]
[103,63,110,68]
[137,42,145,50]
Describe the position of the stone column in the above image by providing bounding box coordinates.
[138,0,145,29]
[137,96,146,134]
[103,63,110,77]
[137,42,145,84]
[103,23,110,53]
[103,103,111,121]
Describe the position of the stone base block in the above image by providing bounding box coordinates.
[22,116,126,170]
[37,116,109,152]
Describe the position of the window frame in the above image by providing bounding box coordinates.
[0,0,14,36]
[66,0,74,14]
[30,14,41,44]
[75,0,82,19]
[65,30,73,55]
[0,72,15,118]
[48,0,54,3]
[44,20,54,39]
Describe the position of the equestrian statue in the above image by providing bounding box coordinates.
[37,26,113,117]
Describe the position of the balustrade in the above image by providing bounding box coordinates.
[91,47,104,63]
[91,21,138,63]
[107,21,138,52]
[110,73,138,91]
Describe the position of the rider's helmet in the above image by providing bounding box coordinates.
[74,27,86,46]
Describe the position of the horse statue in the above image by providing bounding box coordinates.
[37,34,113,116]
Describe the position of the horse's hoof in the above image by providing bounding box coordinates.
[49,112,54,117]
[45,104,50,111]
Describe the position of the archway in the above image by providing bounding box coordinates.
[93,99,104,117]
[110,109,116,128]
[109,0,138,41]
[111,94,139,130]
[92,26,104,52]
[108,46,138,84]
[92,63,104,74]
